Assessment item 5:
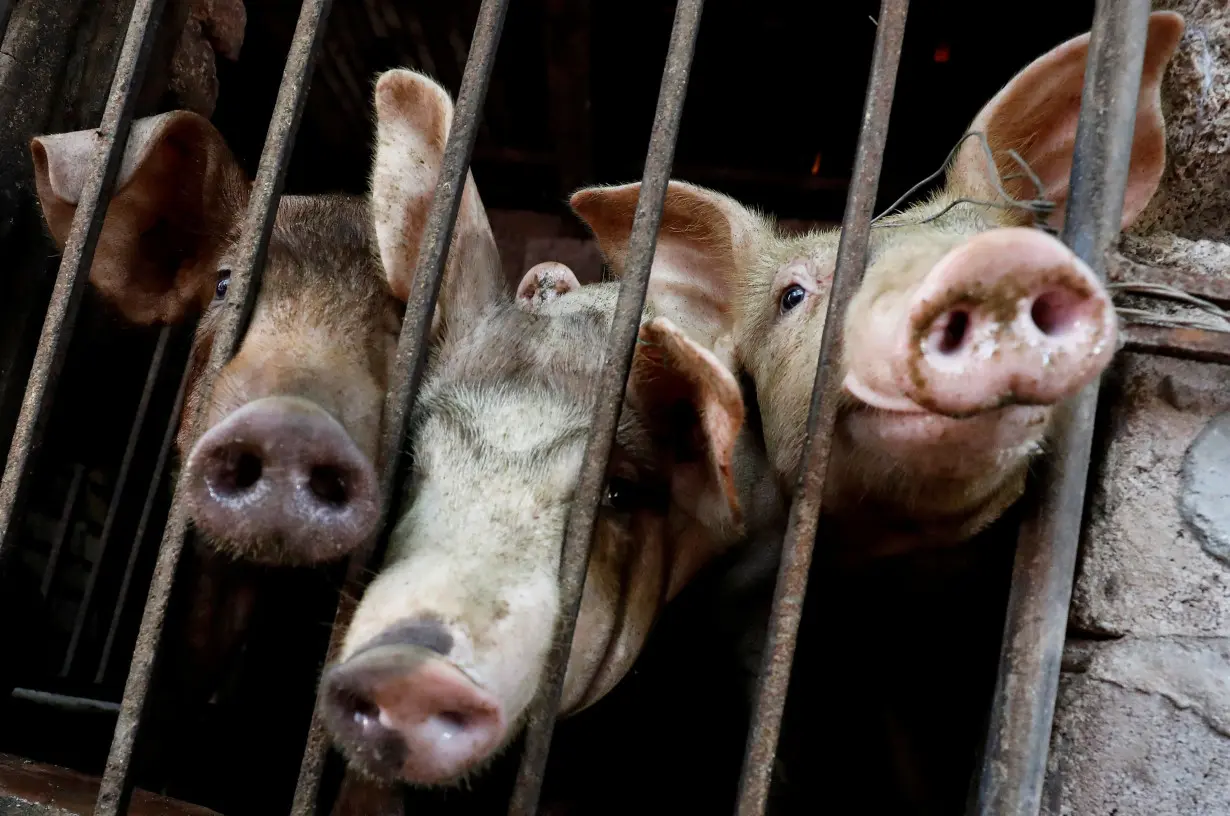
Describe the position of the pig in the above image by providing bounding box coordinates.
[30,111,410,564]
[570,10,1184,557]
[316,68,784,787]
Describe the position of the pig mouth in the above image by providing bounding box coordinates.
[842,371,1050,469]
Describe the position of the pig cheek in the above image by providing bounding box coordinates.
[561,513,667,714]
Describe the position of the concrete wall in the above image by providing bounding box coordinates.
[1043,3,1230,813]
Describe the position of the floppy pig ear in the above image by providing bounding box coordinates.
[570,181,766,350]
[30,111,246,325]
[947,10,1184,231]
[370,69,503,339]
[628,317,745,590]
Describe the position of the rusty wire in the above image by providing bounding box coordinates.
[733,1,909,813]
[973,1,1153,814]
[870,129,1057,229]
[1111,280,1230,333]
[290,1,511,812]
[505,1,706,812]
[91,0,335,812]
[0,0,168,569]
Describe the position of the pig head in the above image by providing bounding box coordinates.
[317,69,782,787]
[29,111,417,564]
[573,11,1183,555]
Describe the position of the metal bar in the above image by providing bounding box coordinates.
[10,687,122,714]
[973,2,1152,815]
[93,1,334,812]
[0,0,13,51]
[289,1,510,811]
[40,463,86,598]
[1108,249,1230,306]
[1123,324,1230,366]
[0,0,168,569]
[62,326,172,678]
[733,2,908,813]
[506,2,704,813]
[95,331,193,686]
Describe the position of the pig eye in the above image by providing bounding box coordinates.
[214,268,232,301]
[780,284,807,314]
[601,477,640,513]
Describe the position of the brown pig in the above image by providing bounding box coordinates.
[571,11,1184,556]
[316,69,783,787]
[30,112,412,564]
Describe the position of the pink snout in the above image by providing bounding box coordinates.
[321,621,505,785]
[898,228,1117,416]
[183,396,379,563]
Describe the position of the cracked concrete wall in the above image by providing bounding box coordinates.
[1043,3,1230,812]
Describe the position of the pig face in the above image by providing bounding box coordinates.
[573,12,1184,553]
[317,70,780,787]
[31,113,405,564]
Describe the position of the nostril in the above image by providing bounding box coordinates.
[309,465,349,506]
[337,687,381,727]
[439,710,467,730]
[933,309,970,355]
[1029,289,1083,337]
[210,447,263,495]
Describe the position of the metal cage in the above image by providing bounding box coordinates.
[1,0,1227,813]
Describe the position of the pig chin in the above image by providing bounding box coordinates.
[844,398,1050,482]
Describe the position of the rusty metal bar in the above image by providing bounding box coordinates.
[10,687,121,714]
[289,1,510,812]
[95,331,193,686]
[506,1,705,813]
[0,0,13,50]
[0,0,168,568]
[974,2,1152,815]
[40,463,85,598]
[1123,324,1230,365]
[732,2,908,813]
[92,0,334,812]
[62,325,173,678]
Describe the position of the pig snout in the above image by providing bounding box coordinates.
[183,396,379,563]
[320,621,505,785]
[899,228,1116,416]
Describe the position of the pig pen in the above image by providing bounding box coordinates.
[0,0,1227,814]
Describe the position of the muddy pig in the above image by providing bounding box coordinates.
[572,11,1184,557]
[316,69,784,787]
[30,111,416,564]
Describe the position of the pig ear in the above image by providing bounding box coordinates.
[570,181,766,349]
[629,317,745,545]
[947,10,1184,231]
[370,69,503,338]
[29,110,246,325]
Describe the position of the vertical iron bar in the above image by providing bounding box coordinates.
[289,1,510,811]
[95,334,192,686]
[0,0,14,55]
[40,462,86,598]
[0,0,168,566]
[506,1,705,813]
[63,325,172,678]
[93,0,334,812]
[974,2,1151,814]
[734,1,909,813]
